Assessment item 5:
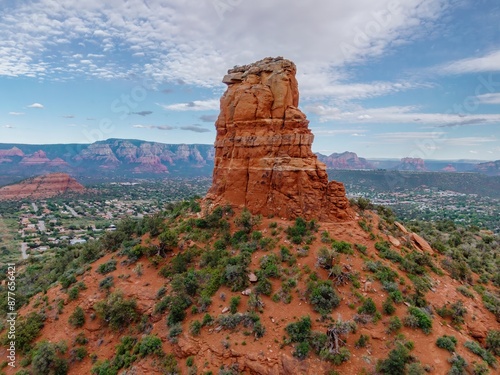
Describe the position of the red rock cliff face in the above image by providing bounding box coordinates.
[206,57,351,221]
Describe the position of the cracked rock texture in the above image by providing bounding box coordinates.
[206,57,351,221]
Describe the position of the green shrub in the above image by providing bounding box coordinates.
[91,359,118,375]
[286,316,312,342]
[94,291,138,330]
[377,344,412,374]
[486,330,500,356]
[307,280,340,314]
[69,307,85,328]
[436,335,457,352]
[229,296,241,314]
[255,277,272,296]
[137,335,163,357]
[355,334,370,348]
[190,320,202,336]
[382,297,396,315]
[358,297,377,315]
[72,347,87,361]
[448,354,468,375]
[11,312,45,354]
[464,341,497,367]
[202,313,214,326]
[404,307,432,334]
[68,286,80,301]
[386,316,402,334]
[99,276,114,291]
[355,243,367,254]
[293,341,310,360]
[332,240,353,255]
[97,260,117,275]
[317,247,337,270]
[32,341,69,375]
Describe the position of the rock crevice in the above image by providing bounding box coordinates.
[206,57,351,221]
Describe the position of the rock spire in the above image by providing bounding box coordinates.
[206,57,351,221]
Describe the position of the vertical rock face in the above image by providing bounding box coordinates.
[206,57,351,221]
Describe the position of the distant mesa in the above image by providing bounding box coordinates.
[0,173,85,201]
[0,146,24,158]
[395,157,427,171]
[475,160,500,176]
[206,57,352,221]
[317,151,374,170]
[442,164,457,172]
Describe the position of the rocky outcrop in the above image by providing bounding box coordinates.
[206,57,351,221]
[317,151,374,170]
[0,147,24,158]
[395,157,427,171]
[442,164,457,172]
[0,173,85,201]
[19,150,52,165]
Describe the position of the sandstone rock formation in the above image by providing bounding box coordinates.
[206,57,351,221]
[317,151,374,170]
[0,173,85,201]
[396,157,427,171]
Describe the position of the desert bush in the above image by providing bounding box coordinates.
[229,296,241,314]
[97,260,117,275]
[386,316,402,334]
[436,335,457,352]
[94,291,138,330]
[286,316,312,342]
[464,341,497,367]
[404,307,432,334]
[307,280,340,314]
[355,334,370,348]
[69,307,85,328]
[317,247,337,270]
[485,330,500,356]
[383,297,396,315]
[376,343,412,374]
[137,335,163,357]
[32,340,69,375]
[358,297,377,315]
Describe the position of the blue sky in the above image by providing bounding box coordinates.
[0,0,499,160]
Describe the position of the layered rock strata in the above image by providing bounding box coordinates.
[0,173,84,200]
[206,57,350,221]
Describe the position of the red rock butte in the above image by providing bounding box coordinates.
[206,57,351,221]
[0,173,85,201]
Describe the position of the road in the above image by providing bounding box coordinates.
[21,242,28,259]
[65,204,80,217]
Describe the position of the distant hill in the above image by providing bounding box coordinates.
[475,160,500,176]
[316,151,374,170]
[0,173,85,201]
[0,139,214,186]
[0,140,496,186]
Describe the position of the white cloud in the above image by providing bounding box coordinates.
[308,104,500,126]
[132,124,176,130]
[477,93,500,105]
[8,112,24,115]
[2,124,14,128]
[0,0,450,88]
[159,99,219,111]
[439,50,500,74]
[27,103,44,109]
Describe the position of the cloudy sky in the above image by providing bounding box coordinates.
[0,0,499,160]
